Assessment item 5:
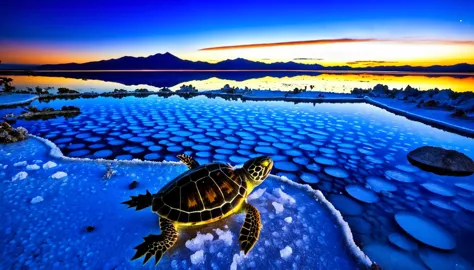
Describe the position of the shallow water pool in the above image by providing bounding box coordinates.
[5,95,474,269]
[0,93,37,106]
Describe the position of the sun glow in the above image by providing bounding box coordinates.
[183,41,474,67]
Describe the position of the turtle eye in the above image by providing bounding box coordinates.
[261,160,269,167]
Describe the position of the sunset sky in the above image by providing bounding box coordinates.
[1,0,474,67]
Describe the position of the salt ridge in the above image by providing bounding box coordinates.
[31,135,373,267]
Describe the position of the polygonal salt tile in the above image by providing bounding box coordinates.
[394,212,456,250]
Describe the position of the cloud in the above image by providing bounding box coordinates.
[346,60,398,65]
[294,58,324,61]
[199,38,375,51]
[199,38,474,51]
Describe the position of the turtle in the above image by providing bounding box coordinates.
[122,154,274,266]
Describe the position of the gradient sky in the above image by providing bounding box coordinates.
[1,0,474,66]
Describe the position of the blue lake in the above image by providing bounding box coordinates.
[3,95,474,269]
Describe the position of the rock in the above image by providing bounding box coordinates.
[369,84,390,97]
[421,100,439,108]
[403,85,419,97]
[0,122,28,144]
[456,96,474,112]
[450,109,467,118]
[432,89,454,103]
[351,88,370,95]
[86,226,95,232]
[57,87,79,94]
[221,84,233,92]
[134,88,150,93]
[177,84,198,93]
[407,146,474,176]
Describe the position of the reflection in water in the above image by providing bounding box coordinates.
[172,74,474,93]
[7,75,160,93]
[6,72,474,93]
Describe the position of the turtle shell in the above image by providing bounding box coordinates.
[151,163,247,224]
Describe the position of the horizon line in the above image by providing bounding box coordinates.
[1,69,473,76]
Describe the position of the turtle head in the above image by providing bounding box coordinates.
[241,156,273,188]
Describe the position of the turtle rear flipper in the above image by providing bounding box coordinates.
[132,218,178,265]
[122,190,153,210]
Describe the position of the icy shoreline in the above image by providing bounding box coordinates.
[365,97,474,138]
[34,135,373,267]
[1,136,373,269]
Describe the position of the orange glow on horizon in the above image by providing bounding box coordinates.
[1,39,474,68]
[0,41,122,65]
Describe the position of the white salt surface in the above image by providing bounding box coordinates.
[26,164,40,170]
[272,201,284,214]
[12,171,27,181]
[280,246,293,259]
[42,161,57,169]
[190,250,205,265]
[51,171,67,179]
[30,196,44,204]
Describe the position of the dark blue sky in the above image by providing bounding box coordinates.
[1,0,473,64]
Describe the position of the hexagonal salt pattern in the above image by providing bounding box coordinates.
[8,95,474,269]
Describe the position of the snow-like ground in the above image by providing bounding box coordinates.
[0,137,371,269]
[366,97,473,134]
[0,93,38,107]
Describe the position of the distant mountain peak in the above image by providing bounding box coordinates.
[37,53,474,72]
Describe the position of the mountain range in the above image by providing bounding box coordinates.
[35,52,474,73]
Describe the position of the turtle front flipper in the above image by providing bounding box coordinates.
[177,154,200,169]
[239,203,262,255]
[121,190,153,210]
[132,218,178,265]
